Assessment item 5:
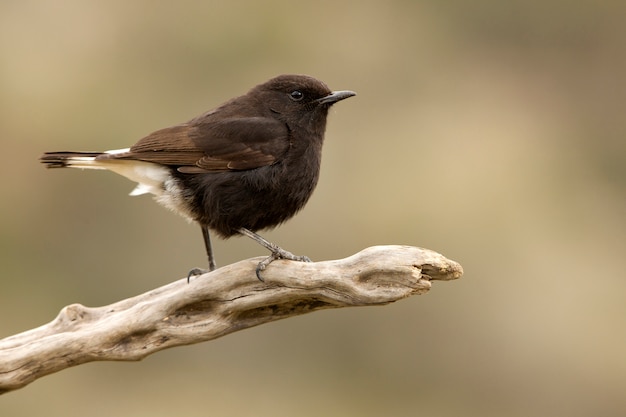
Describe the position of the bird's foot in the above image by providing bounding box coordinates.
[255,248,312,282]
[186,267,214,283]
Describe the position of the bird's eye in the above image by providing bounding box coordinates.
[289,90,304,101]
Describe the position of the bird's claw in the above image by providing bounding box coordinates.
[187,267,210,283]
[255,249,312,281]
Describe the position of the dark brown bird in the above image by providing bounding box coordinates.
[40,74,355,280]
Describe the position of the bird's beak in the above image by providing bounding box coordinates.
[317,90,356,105]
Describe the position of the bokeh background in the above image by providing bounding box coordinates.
[1,1,625,415]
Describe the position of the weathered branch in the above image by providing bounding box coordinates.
[0,245,462,394]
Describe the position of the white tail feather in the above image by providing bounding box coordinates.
[61,155,170,197]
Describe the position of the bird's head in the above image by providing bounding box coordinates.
[251,74,355,132]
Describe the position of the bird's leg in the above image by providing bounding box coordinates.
[237,227,312,281]
[202,226,217,271]
[187,225,217,282]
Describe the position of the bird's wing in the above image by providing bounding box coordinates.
[107,117,290,173]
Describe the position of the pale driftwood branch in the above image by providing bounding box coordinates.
[0,245,462,394]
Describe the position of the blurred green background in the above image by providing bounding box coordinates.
[1,0,625,415]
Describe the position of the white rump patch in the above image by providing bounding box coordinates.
[81,159,172,197]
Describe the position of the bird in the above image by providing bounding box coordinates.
[40,74,355,281]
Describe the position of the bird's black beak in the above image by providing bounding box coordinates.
[317,90,356,105]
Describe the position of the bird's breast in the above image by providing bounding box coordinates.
[182,140,323,237]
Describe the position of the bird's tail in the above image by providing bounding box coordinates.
[40,149,170,198]
[40,152,108,169]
